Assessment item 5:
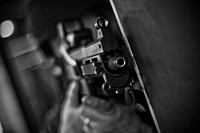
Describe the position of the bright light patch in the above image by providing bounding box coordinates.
[0,121,3,133]
[0,20,14,38]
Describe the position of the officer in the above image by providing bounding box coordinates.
[28,0,155,133]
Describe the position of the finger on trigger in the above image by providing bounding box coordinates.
[82,96,115,114]
[82,95,100,109]
[98,100,115,114]
[80,105,106,122]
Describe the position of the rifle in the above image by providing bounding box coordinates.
[52,15,161,133]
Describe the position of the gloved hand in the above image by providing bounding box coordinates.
[81,95,153,133]
[58,81,84,133]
